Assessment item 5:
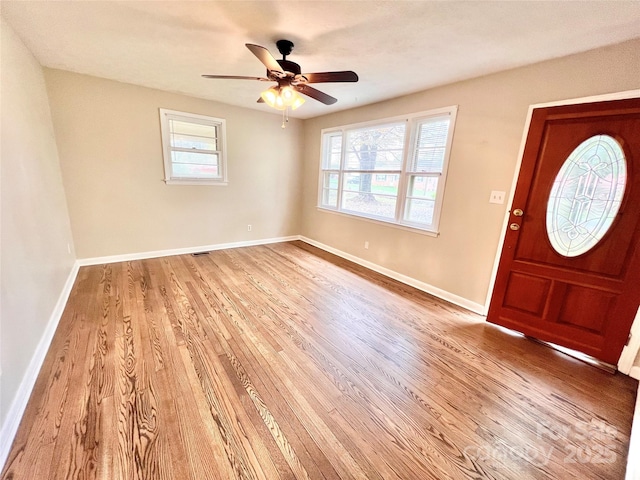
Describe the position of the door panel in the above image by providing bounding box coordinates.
[488,98,640,365]
[557,285,614,332]
[502,273,550,316]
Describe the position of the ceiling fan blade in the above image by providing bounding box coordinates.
[245,44,283,74]
[296,85,338,105]
[257,97,265,103]
[202,75,270,81]
[300,71,359,83]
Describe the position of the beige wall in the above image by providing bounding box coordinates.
[0,19,76,425]
[44,69,303,259]
[301,38,640,308]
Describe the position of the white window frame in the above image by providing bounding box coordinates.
[159,108,228,185]
[317,106,458,235]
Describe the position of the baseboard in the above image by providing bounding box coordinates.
[630,366,640,381]
[0,260,80,469]
[77,235,300,266]
[298,236,485,315]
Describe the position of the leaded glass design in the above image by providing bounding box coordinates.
[546,135,627,257]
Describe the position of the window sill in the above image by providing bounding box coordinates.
[316,206,439,238]
[164,179,228,186]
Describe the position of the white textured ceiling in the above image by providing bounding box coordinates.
[3,1,640,119]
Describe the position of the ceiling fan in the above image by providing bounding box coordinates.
[202,40,358,111]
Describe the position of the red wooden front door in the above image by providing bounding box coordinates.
[487,98,640,365]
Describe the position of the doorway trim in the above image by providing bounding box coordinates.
[482,88,640,370]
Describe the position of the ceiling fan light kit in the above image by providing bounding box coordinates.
[260,85,306,111]
[202,39,358,126]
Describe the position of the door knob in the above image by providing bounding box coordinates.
[513,209,524,217]
[509,223,520,231]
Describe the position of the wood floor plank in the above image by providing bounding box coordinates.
[177,262,320,480]
[161,259,278,479]
[48,268,105,480]
[2,241,636,480]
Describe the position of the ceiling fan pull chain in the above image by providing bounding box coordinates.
[281,107,293,129]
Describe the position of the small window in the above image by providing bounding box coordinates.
[318,106,457,234]
[159,108,227,185]
[546,134,627,257]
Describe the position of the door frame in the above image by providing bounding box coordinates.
[483,88,640,371]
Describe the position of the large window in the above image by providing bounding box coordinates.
[318,106,457,233]
[159,108,227,185]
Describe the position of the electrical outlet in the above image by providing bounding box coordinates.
[489,190,506,204]
[364,241,369,249]
[247,224,252,232]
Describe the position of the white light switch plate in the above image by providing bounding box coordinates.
[489,190,506,204]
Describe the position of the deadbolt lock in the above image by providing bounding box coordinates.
[513,209,524,217]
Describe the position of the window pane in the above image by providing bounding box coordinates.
[321,171,339,207]
[343,173,399,195]
[345,150,404,170]
[329,135,342,169]
[342,192,397,219]
[413,148,445,173]
[344,172,360,192]
[344,123,406,170]
[170,119,217,139]
[322,188,338,207]
[172,162,220,178]
[171,150,219,166]
[323,133,342,169]
[408,176,438,200]
[324,172,339,189]
[405,198,435,225]
[171,133,217,151]
[411,117,450,172]
[546,134,626,257]
[372,174,399,195]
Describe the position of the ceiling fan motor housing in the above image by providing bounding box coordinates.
[276,59,301,76]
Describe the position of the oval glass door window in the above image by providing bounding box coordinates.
[546,134,627,257]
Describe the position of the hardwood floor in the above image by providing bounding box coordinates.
[2,241,637,479]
